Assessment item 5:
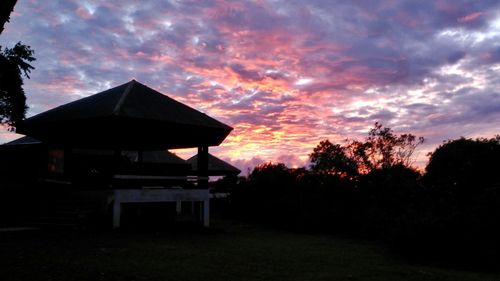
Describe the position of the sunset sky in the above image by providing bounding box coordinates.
[1,0,500,173]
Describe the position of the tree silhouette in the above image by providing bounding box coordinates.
[309,139,358,178]
[0,42,35,129]
[425,136,500,197]
[248,162,294,192]
[349,123,424,172]
[0,0,17,35]
[311,123,424,176]
[0,1,35,129]
[421,137,500,265]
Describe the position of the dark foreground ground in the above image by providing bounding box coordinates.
[0,220,498,281]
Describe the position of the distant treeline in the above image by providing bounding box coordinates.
[229,123,500,269]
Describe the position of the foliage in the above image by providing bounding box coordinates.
[348,123,424,173]
[237,124,426,233]
[310,140,358,178]
[232,162,300,225]
[248,162,294,186]
[424,136,500,194]
[355,164,424,238]
[419,136,500,265]
[0,0,17,35]
[310,123,423,176]
[0,42,35,129]
[0,1,35,130]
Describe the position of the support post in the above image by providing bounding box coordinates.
[197,146,210,227]
[176,200,182,215]
[63,147,70,181]
[113,149,122,176]
[113,200,121,229]
[202,199,210,227]
[197,146,209,189]
[138,150,143,163]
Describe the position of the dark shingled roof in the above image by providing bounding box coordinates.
[187,153,241,176]
[122,150,187,165]
[142,151,187,164]
[17,80,233,150]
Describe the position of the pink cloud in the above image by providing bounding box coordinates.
[75,7,93,20]
[457,12,482,23]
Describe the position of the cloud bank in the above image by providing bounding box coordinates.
[1,0,500,173]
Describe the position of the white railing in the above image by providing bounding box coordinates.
[111,188,210,229]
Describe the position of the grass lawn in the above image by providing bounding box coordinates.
[0,220,498,281]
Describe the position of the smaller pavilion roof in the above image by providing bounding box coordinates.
[187,153,241,176]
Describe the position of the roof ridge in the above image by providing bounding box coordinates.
[112,80,136,115]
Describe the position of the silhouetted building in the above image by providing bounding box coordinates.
[1,80,233,228]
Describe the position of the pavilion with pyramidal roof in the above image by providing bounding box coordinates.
[0,80,237,228]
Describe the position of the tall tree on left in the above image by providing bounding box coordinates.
[0,0,36,130]
[0,0,18,35]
